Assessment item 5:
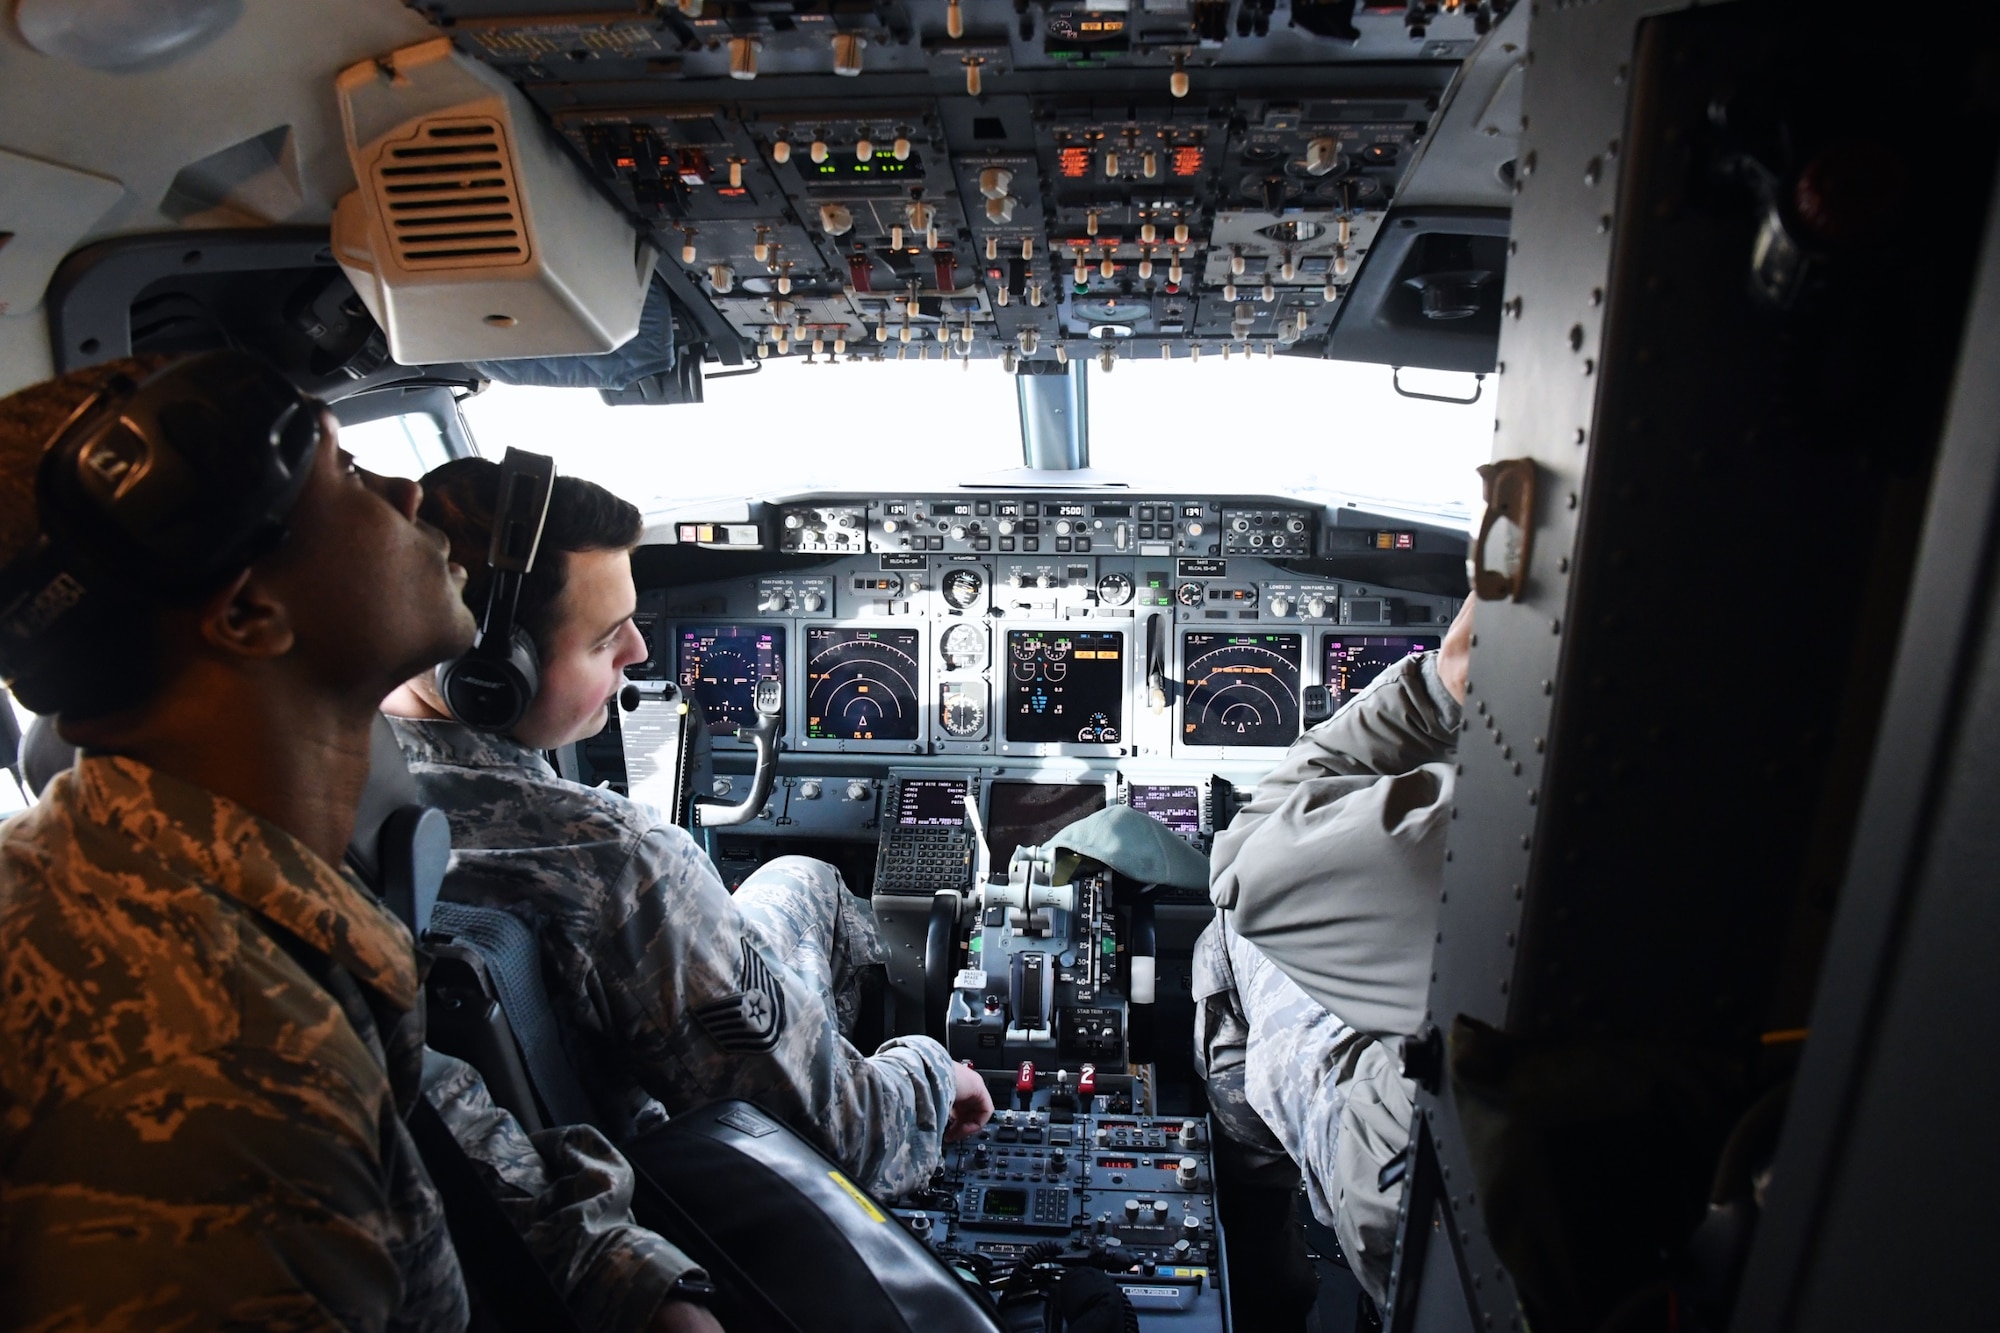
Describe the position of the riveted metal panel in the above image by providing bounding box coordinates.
[1397,2,1998,1330]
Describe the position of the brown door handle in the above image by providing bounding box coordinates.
[1471,458,1538,601]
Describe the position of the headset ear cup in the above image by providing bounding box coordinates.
[436,627,539,733]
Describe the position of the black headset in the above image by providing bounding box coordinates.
[0,351,321,717]
[434,448,557,733]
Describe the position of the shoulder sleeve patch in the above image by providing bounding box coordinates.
[691,938,787,1053]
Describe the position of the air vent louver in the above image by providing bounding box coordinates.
[370,118,528,269]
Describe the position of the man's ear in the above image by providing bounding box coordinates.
[198,567,296,661]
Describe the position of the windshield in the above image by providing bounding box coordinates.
[456,357,1493,526]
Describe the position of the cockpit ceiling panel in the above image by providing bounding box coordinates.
[412,0,1513,367]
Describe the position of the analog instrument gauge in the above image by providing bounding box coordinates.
[940,686,988,738]
[941,568,984,610]
[1097,571,1134,607]
[939,621,988,671]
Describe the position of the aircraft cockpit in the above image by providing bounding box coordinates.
[6,0,1999,1331]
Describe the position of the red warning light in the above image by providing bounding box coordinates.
[1171,146,1205,177]
[1058,147,1091,179]
[613,156,636,170]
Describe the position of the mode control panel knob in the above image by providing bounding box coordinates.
[997,518,1017,535]
[845,780,871,802]
[882,518,900,533]
[1186,521,1205,537]
[1179,1121,1200,1148]
[1123,1199,1141,1222]
[1175,1156,1199,1188]
[784,513,804,529]
[797,780,822,800]
[950,524,968,541]
[1182,1211,1202,1233]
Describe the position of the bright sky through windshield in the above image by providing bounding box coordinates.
[457,356,1494,526]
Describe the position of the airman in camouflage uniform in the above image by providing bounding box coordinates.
[1194,624,1467,1307]
[0,754,703,1329]
[0,354,707,1330]
[391,716,961,1202]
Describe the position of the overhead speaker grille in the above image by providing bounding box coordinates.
[371,118,528,270]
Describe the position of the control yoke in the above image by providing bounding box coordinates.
[694,675,783,827]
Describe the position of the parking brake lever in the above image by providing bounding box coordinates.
[694,676,782,827]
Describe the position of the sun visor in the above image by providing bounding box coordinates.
[331,38,655,364]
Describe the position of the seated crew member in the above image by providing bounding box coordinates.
[0,355,716,1331]
[1194,599,1471,1316]
[382,459,992,1198]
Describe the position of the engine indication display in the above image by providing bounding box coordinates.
[1182,631,1302,746]
[806,626,922,741]
[677,625,785,731]
[1324,634,1440,709]
[1005,630,1124,745]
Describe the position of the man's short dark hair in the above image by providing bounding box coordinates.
[0,357,174,718]
[418,457,644,658]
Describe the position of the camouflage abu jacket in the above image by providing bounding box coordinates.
[389,716,958,1201]
[0,756,702,1331]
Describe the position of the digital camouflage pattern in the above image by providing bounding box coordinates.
[1194,915,1413,1307]
[390,717,958,1202]
[0,755,706,1331]
[421,1050,704,1329]
[0,755,467,1332]
[1195,649,1460,1307]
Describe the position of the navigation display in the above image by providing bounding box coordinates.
[985,780,1107,871]
[1323,634,1441,709]
[1127,784,1201,837]
[896,778,968,827]
[1182,631,1302,747]
[1005,629,1124,745]
[806,626,922,741]
[677,625,785,730]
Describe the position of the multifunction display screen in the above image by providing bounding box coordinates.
[1005,629,1124,745]
[896,778,968,827]
[1181,631,1302,747]
[676,625,785,730]
[1323,634,1441,709]
[1126,784,1202,837]
[806,626,922,741]
[985,781,1108,872]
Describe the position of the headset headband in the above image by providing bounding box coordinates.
[435,448,557,733]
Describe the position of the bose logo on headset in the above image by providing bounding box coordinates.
[435,448,557,733]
